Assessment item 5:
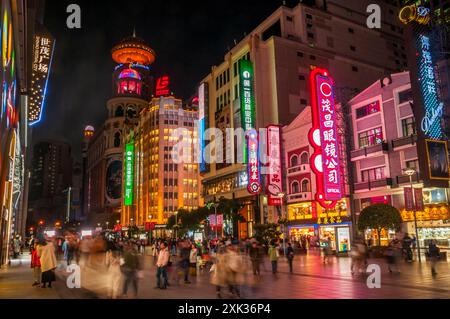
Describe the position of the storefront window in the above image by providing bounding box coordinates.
[358,127,383,148]
[361,166,385,182]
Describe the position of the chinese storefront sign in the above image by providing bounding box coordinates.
[417,35,443,140]
[308,68,342,208]
[239,60,256,133]
[404,187,414,211]
[405,187,425,211]
[317,216,343,225]
[124,142,134,206]
[247,129,261,195]
[401,205,450,222]
[198,82,210,173]
[414,188,424,211]
[266,125,283,206]
[29,33,55,125]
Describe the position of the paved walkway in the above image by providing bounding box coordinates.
[1,250,449,299]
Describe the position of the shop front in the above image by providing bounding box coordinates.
[287,199,352,253]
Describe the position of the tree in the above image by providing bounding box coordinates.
[254,223,282,244]
[357,204,403,246]
[216,197,244,237]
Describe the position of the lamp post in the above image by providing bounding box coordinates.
[148,215,153,242]
[174,211,178,239]
[106,222,109,231]
[213,203,220,240]
[403,168,421,263]
[277,192,286,254]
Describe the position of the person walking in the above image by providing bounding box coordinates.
[386,238,402,274]
[179,240,191,284]
[428,240,440,276]
[105,248,122,299]
[121,243,140,298]
[249,242,261,276]
[189,243,198,278]
[36,234,57,288]
[155,242,170,289]
[322,236,332,264]
[13,235,21,259]
[286,242,295,273]
[30,241,41,287]
[268,241,279,274]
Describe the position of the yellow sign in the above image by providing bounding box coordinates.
[317,216,342,225]
[399,5,431,25]
[401,205,450,222]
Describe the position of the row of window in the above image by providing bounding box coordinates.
[215,68,230,90]
[233,53,251,78]
[164,164,178,171]
[360,161,418,183]
[291,179,311,194]
[216,89,231,111]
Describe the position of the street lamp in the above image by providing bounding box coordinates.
[277,192,286,254]
[174,211,178,239]
[403,167,421,263]
[106,222,109,230]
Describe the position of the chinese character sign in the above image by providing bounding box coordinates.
[29,33,55,125]
[198,83,210,173]
[404,187,414,211]
[266,125,283,206]
[247,129,262,195]
[417,34,443,140]
[239,60,256,133]
[308,68,342,208]
[124,142,134,206]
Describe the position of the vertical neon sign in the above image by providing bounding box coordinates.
[198,82,209,173]
[124,142,134,206]
[308,68,342,209]
[266,125,282,205]
[247,129,261,195]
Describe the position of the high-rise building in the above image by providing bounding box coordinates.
[85,34,155,226]
[198,1,406,238]
[121,96,201,235]
[28,140,73,225]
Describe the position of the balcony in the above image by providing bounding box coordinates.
[287,192,312,203]
[392,135,417,150]
[350,142,388,161]
[396,172,421,185]
[287,164,310,176]
[354,178,393,191]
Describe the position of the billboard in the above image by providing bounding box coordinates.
[308,68,342,209]
[425,140,450,180]
[198,82,210,173]
[266,125,283,206]
[155,76,170,97]
[105,158,122,203]
[239,60,256,132]
[124,142,134,206]
[247,129,261,195]
[29,29,55,126]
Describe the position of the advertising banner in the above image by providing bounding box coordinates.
[266,125,282,206]
[404,187,414,211]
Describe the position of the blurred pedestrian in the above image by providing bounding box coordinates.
[386,238,402,274]
[428,240,440,276]
[155,242,169,289]
[249,242,261,276]
[286,242,294,273]
[121,243,140,298]
[268,241,279,274]
[189,243,198,277]
[36,234,57,288]
[322,237,332,264]
[30,240,41,287]
[105,249,122,299]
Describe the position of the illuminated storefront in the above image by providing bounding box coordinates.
[287,199,352,252]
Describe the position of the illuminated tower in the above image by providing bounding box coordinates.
[85,34,156,225]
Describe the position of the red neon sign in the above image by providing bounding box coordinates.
[266,125,283,206]
[308,68,342,209]
[247,129,262,195]
[155,76,170,96]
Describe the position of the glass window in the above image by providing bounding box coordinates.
[356,101,380,119]
[398,89,413,104]
[292,181,300,194]
[358,127,383,148]
[401,117,416,137]
[405,159,419,171]
[301,179,310,192]
[361,167,385,182]
[300,152,309,164]
[290,155,298,167]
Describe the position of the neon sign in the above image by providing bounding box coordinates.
[119,68,141,80]
[124,142,134,206]
[239,60,256,133]
[266,125,283,206]
[416,34,443,140]
[399,5,430,25]
[198,83,209,173]
[155,76,170,97]
[29,33,55,126]
[309,68,342,209]
[247,129,261,195]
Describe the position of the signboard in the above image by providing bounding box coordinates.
[336,227,351,252]
[155,76,170,97]
[198,82,210,173]
[246,129,261,195]
[239,60,256,133]
[145,222,156,231]
[29,31,55,126]
[414,188,424,211]
[404,187,414,211]
[266,125,283,206]
[308,68,342,208]
[124,142,134,206]
[425,140,450,180]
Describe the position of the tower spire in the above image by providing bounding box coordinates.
[133,26,136,38]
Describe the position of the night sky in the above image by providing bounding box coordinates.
[36,0,308,160]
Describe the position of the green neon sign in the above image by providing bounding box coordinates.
[239,59,256,163]
[124,142,134,206]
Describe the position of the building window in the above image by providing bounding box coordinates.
[405,159,419,171]
[358,127,383,148]
[233,62,238,77]
[301,179,310,192]
[287,16,293,22]
[361,167,386,182]
[398,89,413,104]
[310,55,316,60]
[300,99,307,105]
[299,75,306,80]
[307,23,313,29]
[350,45,356,51]
[306,14,313,20]
[307,32,314,39]
[401,117,416,137]
[297,51,304,57]
[290,155,298,167]
[348,27,354,33]
[291,181,300,194]
[352,66,359,72]
[356,101,380,119]
[300,152,309,164]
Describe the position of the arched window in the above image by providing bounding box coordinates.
[300,152,309,164]
[115,106,124,117]
[127,107,137,119]
[301,179,310,193]
[291,181,300,194]
[290,155,298,167]
[114,132,121,148]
